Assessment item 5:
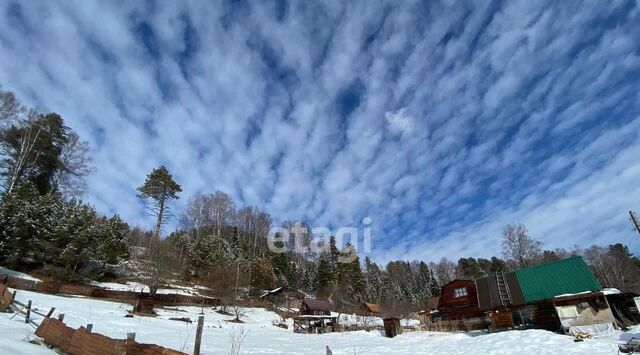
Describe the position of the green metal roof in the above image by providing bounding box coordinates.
[514,256,602,303]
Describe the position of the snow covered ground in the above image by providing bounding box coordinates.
[0,316,54,354]
[0,288,632,354]
[90,280,212,296]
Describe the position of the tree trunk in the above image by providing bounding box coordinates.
[154,198,165,240]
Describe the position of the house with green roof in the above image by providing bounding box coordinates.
[475,256,613,331]
[476,256,602,310]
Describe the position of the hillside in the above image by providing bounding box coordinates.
[1,287,630,354]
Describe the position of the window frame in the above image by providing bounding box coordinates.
[453,287,468,297]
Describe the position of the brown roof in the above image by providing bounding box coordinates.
[301,299,332,312]
[362,302,383,314]
[426,296,440,311]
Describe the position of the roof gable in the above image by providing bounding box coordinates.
[363,302,383,314]
[301,298,332,312]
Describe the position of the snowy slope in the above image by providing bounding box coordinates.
[0,267,42,281]
[89,280,211,296]
[1,288,629,354]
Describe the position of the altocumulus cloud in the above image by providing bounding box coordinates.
[0,0,639,263]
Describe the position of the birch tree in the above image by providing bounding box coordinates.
[501,223,541,268]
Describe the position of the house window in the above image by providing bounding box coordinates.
[454,287,468,297]
[512,310,533,327]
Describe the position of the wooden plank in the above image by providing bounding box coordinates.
[193,315,204,355]
[13,299,25,307]
[25,300,31,324]
[31,308,49,317]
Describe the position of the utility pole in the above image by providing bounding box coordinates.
[630,211,640,235]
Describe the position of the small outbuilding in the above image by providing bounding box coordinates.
[294,299,337,334]
[383,317,403,338]
[133,295,155,315]
[418,296,440,327]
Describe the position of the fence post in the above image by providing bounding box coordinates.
[25,300,31,324]
[58,313,65,321]
[87,324,93,333]
[193,315,204,355]
[326,345,332,355]
[127,332,136,341]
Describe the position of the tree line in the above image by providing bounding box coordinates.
[136,166,640,312]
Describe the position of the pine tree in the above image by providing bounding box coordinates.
[137,165,182,240]
[490,256,507,273]
[428,269,440,296]
[251,257,276,290]
[96,214,130,265]
[316,249,334,296]
[457,257,484,279]
[416,261,432,300]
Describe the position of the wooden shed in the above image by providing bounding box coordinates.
[383,317,403,338]
[418,296,440,327]
[133,295,155,315]
[294,299,336,334]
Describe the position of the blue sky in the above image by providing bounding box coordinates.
[0,0,639,263]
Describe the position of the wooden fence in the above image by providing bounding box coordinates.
[1,274,219,306]
[1,279,206,355]
[35,318,187,355]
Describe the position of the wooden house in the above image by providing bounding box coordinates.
[476,256,603,332]
[429,279,488,331]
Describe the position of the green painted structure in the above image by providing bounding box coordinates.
[476,256,603,310]
[514,256,602,303]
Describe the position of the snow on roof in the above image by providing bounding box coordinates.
[259,286,285,298]
[554,291,592,298]
[554,288,620,299]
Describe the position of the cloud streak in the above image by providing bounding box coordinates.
[0,0,638,263]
